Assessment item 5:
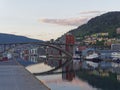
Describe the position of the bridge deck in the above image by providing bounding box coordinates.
[0,60,50,90]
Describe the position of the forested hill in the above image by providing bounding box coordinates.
[69,12,120,39]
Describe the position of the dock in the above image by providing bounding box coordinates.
[0,59,50,90]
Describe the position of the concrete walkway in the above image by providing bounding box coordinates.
[0,60,50,90]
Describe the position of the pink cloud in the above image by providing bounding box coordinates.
[80,11,104,14]
[39,11,105,26]
[39,17,90,26]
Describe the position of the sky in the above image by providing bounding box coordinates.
[0,0,120,41]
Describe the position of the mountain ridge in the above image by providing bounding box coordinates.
[0,33,43,44]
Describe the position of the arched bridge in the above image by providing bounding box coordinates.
[0,42,73,58]
[0,42,74,75]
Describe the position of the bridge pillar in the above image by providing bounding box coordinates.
[65,33,75,55]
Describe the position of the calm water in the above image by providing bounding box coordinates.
[16,55,120,90]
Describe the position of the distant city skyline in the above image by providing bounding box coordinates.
[0,0,120,40]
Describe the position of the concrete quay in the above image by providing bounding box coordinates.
[0,59,50,90]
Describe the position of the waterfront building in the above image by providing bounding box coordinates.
[98,50,120,60]
[29,47,38,55]
[111,44,120,51]
[99,50,113,60]
[73,46,87,61]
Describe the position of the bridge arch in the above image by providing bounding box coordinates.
[0,42,72,58]
[0,42,73,74]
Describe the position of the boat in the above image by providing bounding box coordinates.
[85,52,102,62]
[111,52,120,58]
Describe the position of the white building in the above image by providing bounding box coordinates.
[29,47,38,56]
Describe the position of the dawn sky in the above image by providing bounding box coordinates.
[0,0,120,40]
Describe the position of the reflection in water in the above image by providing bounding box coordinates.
[17,55,120,90]
[77,70,120,90]
[62,60,75,81]
[16,55,39,66]
[27,63,53,73]
[37,75,98,90]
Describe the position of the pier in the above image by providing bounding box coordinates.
[0,59,50,90]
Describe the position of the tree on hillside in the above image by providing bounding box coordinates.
[96,40,105,46]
